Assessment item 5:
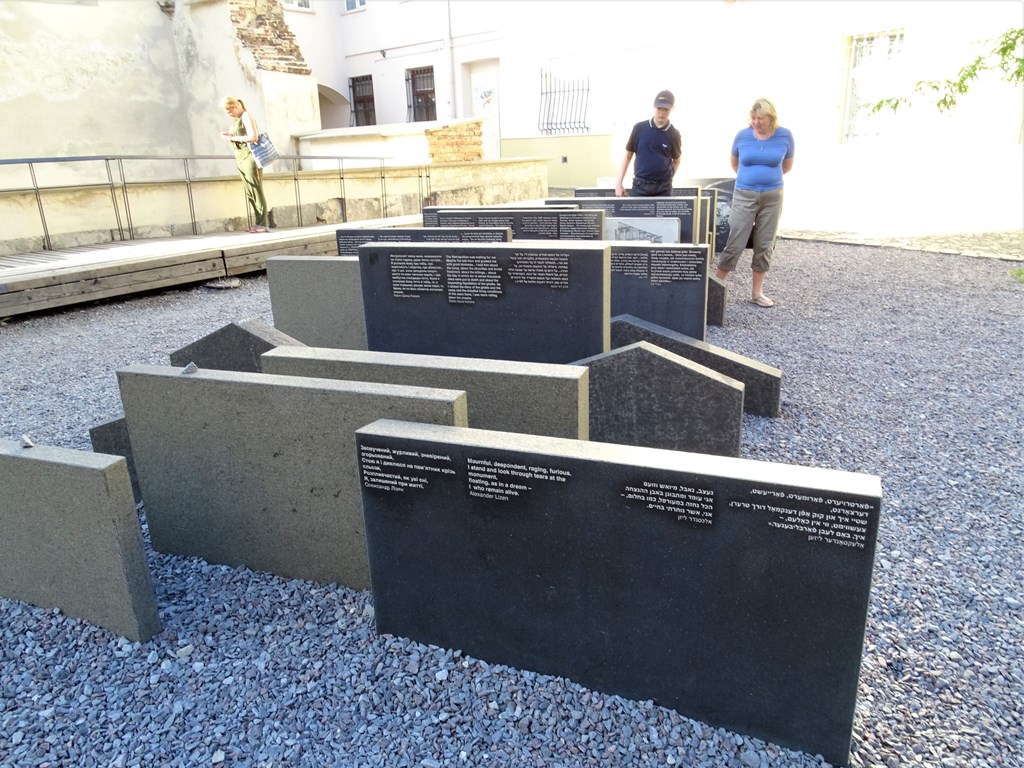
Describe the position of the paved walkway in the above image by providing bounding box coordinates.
[779,228,1023,261]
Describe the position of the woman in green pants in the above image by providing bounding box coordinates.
[220,96,269,233]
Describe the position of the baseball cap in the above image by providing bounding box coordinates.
[653,90,675,109]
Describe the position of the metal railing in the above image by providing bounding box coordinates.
[0,153,433,251]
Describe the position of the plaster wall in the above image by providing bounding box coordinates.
[0,0,192,165]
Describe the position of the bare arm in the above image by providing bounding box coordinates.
[782,157,794,174]
[615,151,634,197]
[730,154,739,173]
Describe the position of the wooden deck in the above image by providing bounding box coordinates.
[0,216,420,319]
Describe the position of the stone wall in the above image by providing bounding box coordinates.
[425,120,485,164]
[227,0,311,76]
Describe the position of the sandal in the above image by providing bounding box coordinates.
[751,293,775,308]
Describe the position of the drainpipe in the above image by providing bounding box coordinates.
[446,0,457,119]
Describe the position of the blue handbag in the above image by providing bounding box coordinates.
[247,127,279,169]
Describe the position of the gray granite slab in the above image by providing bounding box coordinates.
[263,346,588,439]
[267,255,368,349]
[0,439,160,642]
[117,365,467,589]
[168,318,303,372]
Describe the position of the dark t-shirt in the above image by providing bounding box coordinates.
[625,119,682,182]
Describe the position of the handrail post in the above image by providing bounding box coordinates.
[117,158,135,240]
[27,162,53,251]
[183,158,198,235]
[104,159,125,241]
[292,156,302,227]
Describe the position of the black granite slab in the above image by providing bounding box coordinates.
[609,243,708,340]
[573,186,700,197]
[681,178,735,254]
[421,204,580,227]
[546,197,699,244]
[358,242,610,363]
[611,314,781,417]
[337,227,511,257]
[357,419,882,767]
[573,341,743,456]
[425,208,604,241]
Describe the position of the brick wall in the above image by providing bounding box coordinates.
[228,0,311,76]
[425,120,485,164]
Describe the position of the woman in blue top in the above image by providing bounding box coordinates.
[714,98,794,307]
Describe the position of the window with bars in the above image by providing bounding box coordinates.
[349,75,376,127]
[406,67,437,123]
[538,70,589,134]
[843,29,905,141]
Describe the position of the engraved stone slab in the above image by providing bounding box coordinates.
[604,217,680,243]
[263,346,588,439]
[0,439,160,642]
[429,208,604,240]
[358,242,610,364]
[611,314,781,417]
[546,197,699,245]
[356,419,882,767]
[267,256,367,350]
[608,243,709,340]
[117,365,467,589]
[421,203,580,227]
[574,341,743,457]
[573,186,700,197]
[168,318,303,373]
[337,226,510,257]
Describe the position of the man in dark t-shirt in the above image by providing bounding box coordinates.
[614,90,682,197]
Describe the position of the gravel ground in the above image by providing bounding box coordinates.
[1,239,1022,768]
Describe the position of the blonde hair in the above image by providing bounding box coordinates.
[221,96,247,111]
[749,98,778,129]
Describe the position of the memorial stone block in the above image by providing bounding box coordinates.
[117,365,467,589]
[356,419,882,767]
[337,227,510,257]
[574,341,743,456]
[682,178,734,254]
[707,272,727,327]
[263,346,588,439]
[547,197,699,244]
[169,318,302,373]
[611,314,781,417]
[421,204,580,227]
[267,256,367,349]
[359,242,610,364]
[0,439,160,642]
[573,186,700,198]
[429,208,604,241]
[608,242,709,340]
[89,416,140,502]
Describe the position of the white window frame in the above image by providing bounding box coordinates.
[344,0,366,12]
[842,29,906,142]
[281,0,313,10]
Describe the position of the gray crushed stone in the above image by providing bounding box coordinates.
[1,239,1022,767]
